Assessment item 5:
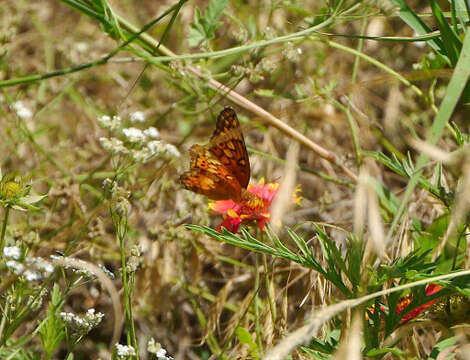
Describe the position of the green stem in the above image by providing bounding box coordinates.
[116,213,139,358]
[254,254,263,356]
[0,206,10,256]
[263,254,276,325]
[346,14,367,167]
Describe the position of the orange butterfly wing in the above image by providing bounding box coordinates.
[180,107,250,201]
[209,107,250,188]
[180,145,243,201]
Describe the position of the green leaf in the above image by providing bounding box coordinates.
[254,89,276,97]
[365,176,399,220]
[366,347,405,357]
[362,150,450,204]
[188,8,207,47]
[429,336,459,359]
[390,0,449,64]
[40,284,65,359]
[428,0,462,66]
[235,327,259,358]
[236,326,255,346]
[454,0,470,30]
[420,214,468,272]
[21,194,48,205]
[188,0,229,47]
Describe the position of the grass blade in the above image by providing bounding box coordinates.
[390,0,449,64]
[428,0,462,66]
[387,27,470,241]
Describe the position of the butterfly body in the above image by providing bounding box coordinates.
[180,107,251,201]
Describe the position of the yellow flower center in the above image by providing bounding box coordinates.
[2,181,21,198]
[246,196,264,209]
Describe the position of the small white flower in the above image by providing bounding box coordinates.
[59,312,74,322]
[131,148,151,163]
[6,260,25,274]
[59,308,104,335]
[115,344,136,357]
[3,246,22,260]
[123,127,146,143]
[98,115,121,131]
[145,141,180,161]
[5,254,54,281]
[99,137,128,154]
[130,111,146,123]
[97,115,111,128]
[143,126,160,139]
[11,101,33,120]
[26,257,54,274]
[157,349,168,359]
[147,140,165,156]
[147,338,173,359]
[24,269,42,281]
[164,144,180,158]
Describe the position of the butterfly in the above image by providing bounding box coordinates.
[180,107,251,202]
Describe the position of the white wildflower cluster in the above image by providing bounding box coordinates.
[97,112,179,163]
[115,344,136,358]
[99,137,129,155]
[127,138,180,163]
[97,115,122,132]
[11,101,33,120]
[130,111,146,123]
[123,127,147,143]
[24,257,54,281]
[59,308,104,336]
[122,126,160,144]
[5,260,24,274]
[5,248,54,281]
[3,245,22,260]
[145,140,180,161]
[143,126,160,139]
[148,338,173,360]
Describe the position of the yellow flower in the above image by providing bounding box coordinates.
[2,181,21,199]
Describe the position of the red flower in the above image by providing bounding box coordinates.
[209,179,301,233]
[396,284,443,323]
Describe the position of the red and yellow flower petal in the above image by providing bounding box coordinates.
[217,217,243,233]
[209,199,239,214]
[210,179,301,233]
[396,284,443,323]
